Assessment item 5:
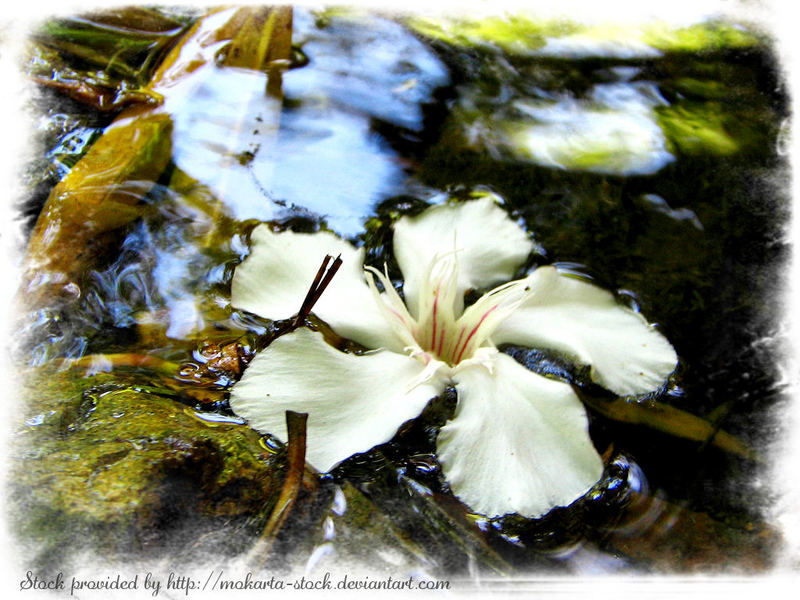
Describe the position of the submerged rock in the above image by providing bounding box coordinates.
[10,367,283,569]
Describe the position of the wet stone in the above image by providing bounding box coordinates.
[10,367,283,570]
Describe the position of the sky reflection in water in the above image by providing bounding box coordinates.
[164,9,449,236]
[162,8,682,232]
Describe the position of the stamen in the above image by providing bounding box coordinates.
[362,246,537,369]
[365,264,419,350]
[387,307,408,325]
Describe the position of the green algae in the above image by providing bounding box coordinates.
[656,103,741,156]
[11,367,283,568]
[407,14,578,54]
[642,21,762,53]
[407,13,760,56]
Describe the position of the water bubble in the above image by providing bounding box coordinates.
[25,412,54,427]
[258,435,284,454]
[186,410,245,427]
[617,289,642,312]
[331,486,347,516]
[406,453,439,475]
[304,542,334,575]
[322,516,335,540]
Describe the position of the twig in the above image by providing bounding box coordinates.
[246,410,309,569]
[293,254,342,328]
[578,392,762,462]
[57,353,180,376]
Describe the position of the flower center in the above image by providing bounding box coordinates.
[365,253,533,368]
[413,253,490,365]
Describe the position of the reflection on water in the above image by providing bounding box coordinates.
[160,65,284,221]
[161,8,449,235]
[533,32,662,59]
[86,192,214,339]
[265,105,402,234]
[287,9,449,132]
[458,67,675,175]
[511,80,674,174]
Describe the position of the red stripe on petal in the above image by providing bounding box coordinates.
[455,304,498,364]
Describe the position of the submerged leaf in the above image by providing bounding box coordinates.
[23,112,172,303]
[25,42,164,111]
[23,6,293,310]
[59,352,180,376]
[27,8,191,109]
[578,392,761,462]
[608,491,778,571]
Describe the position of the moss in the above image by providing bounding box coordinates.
[643,21,762,53]
[668,77,733,100]
[10,367,283,568]
[407,14,760,57]
[406,14,579,54]
[656,103,742,156]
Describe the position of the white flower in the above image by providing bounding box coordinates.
[229,197,677,518]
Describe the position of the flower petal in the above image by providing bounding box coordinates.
[492,266,677,396]
[438,354,603,518]
[232,225,401,351]
[229,328,445,472]
[393,196,533,317]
